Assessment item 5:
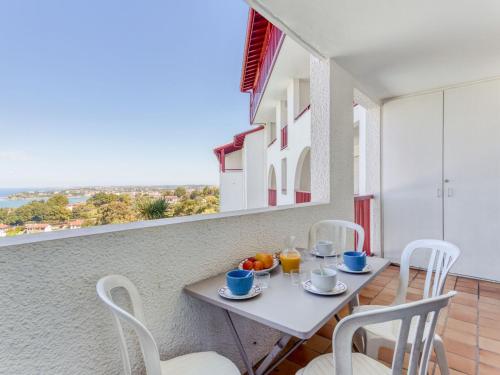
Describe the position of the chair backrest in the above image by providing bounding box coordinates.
[334,291,456,375]
[96,275,162,375]
[394,239,460,306]
[308,220,365,253]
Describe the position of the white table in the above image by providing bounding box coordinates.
[184,256,390,375]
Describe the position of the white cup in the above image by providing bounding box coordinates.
[315,240,334,255]
[311,268,338,291]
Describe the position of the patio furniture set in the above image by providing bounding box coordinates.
[96,220,461,375]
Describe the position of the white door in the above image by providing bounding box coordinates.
[444,80,500,281]
[382,92,444,267]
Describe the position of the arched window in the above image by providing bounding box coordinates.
[294,147,311,203]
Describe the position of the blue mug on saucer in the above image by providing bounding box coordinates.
[226,269,254,296]
[343,251,366,271]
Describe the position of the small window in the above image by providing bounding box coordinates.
[281,158,287,194]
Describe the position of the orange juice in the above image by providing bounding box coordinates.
[280,252,301,273]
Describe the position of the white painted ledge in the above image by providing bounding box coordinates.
[0,201,328,248]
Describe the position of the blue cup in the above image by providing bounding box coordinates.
[343,251,366,271]
[226,269,254,296]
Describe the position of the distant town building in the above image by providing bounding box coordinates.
[164,195,179,203]
[25,223,52,234]
[68,220,83,229]
[0,224,9,237]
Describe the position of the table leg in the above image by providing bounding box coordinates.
[260,338,305,375]
[255,335,292,375]
[223,309,255,375]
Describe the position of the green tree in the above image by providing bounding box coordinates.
[174,186,187,198]
[88,192,119,207]
[137,198,169,220]
[97,201,136,225]
[0,208,8,223]
[47,194,69,207]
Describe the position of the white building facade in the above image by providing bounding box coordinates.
[215,12,376,256]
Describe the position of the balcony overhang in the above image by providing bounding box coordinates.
[246,0,500,101]
[213,126,264,171]
[253,37,310,124]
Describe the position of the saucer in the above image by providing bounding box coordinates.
[218,285,262,300]
[302,280,347,296]
[311,247,338,258]
[336,263,372,274]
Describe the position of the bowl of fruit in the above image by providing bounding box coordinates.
[238,253,279,275]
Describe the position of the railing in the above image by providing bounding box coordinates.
[281,125,288,149]
[294,104,311,122]
[295,191,311,204]
[354,195,374,256]
[268,189,277,206]
[249,25,285,122]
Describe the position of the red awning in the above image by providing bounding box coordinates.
[240,9,270,92]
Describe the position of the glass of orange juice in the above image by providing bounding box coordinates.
[280,235,301,274]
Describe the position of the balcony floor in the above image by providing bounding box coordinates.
[270,265,500,375]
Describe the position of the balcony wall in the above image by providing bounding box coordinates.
[0,58,355,374]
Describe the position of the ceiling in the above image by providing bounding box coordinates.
[246,0,500,101]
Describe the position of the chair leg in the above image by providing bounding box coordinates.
[433,334,449,375]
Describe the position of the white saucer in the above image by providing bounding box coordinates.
[302,280,347,295]
[310,247,338,258]
[218,285,262,300]
[336,263,372,274]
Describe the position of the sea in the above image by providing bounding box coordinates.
[0,188,87,209]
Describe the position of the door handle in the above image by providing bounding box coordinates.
[447,188,454,197]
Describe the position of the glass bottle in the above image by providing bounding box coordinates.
[280,235,301,274]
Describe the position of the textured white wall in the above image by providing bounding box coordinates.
[0,57,355,375]
[219,171,245,212]
[243,130,267,209]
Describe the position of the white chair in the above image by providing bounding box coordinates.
[353,239,460,375]
[308,220,365,253]
[297,291,456,375]
[96,275,240,375]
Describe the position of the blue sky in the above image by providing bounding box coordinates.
[0,0,251,188]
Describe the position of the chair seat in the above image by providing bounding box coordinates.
[296,352,390,375]
[353,305,432,345]
[160,351,240,375]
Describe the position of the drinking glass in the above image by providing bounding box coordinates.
[323,256,338,271]
[290,269,305,287]
[254,272,270,289]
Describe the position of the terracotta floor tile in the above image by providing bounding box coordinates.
[271,359,303,374]
[479,349,500,369]
[479,317,500,330]
[287,344,321,367]
[317,323,334,340]
[446,318,477,335]
[446,352,477,375]
[443,337,477,360]
[480,295,500,307]
[453,292,479,307]
[304,334,332,354]
[479,302,500,314]
[479,363,500,375]
[456,285,479,295]
[449,304,478,323]
[359,295,372,305]
[480,290,500,300]
[480,281,500,292]
[479,337,500,355]
[479,309,499,321]
[479,326,500,341]
[444,328,477,346]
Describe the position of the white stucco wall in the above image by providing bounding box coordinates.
[219,171,245,212]
[243,130,267,209]
[0,57,355,375]
[224,150,243,170]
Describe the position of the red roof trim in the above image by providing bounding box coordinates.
[213,126,264,171]
[240,9,270,92]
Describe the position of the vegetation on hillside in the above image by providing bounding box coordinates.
[0,186,219,234]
